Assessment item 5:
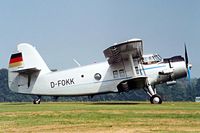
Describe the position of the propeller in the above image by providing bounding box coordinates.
[185,44,188,68]
[184,44,191,81]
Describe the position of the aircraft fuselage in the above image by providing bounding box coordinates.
[9,57,187,96]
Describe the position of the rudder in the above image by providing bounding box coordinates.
[9,43,50,74]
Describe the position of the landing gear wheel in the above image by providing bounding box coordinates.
[150,94,162,104]
[33,98,41,104]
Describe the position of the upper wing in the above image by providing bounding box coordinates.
[103,38,143,64]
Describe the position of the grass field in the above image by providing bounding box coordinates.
[0,102,200,133]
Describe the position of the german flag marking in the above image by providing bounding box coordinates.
[9,57,23,64]
[9,52,23,68]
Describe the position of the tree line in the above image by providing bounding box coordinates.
[0,69,200,102]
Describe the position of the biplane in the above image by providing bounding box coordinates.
[8,38,192,104]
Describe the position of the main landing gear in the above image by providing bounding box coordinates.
[144,84,162,104]
[33,96,41,104]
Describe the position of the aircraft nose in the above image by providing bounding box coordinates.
[171,61,187,80]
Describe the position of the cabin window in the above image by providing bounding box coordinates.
[94,73,101,80]
[135,67,140,74]
[119,69,125,77]
[113,70,118,78]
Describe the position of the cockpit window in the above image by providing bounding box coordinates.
[153,54,162,62]
[142,54,162,64]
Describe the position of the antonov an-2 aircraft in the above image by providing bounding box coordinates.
[8,38,192,104]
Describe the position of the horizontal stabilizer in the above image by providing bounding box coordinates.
[12,67,40,74]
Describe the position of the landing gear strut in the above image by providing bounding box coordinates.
[33,96,41,104]
[144,84,162,104]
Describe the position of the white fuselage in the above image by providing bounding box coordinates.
[9,58,187,96]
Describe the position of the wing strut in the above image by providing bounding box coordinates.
[129,54,137,77]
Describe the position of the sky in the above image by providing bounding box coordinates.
[0,0,199,77]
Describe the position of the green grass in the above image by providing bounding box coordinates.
[0,102,200,132]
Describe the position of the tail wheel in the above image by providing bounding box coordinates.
[150,94,162,104]
[33,98,41,104]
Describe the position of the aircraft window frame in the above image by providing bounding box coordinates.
[135,66,140,74]
[113,70,118,78]
[119,69,125,77]
[153,55,161,62]
[152,56,159,62]
[142,57,148,64]
[157,54,162,61]
[148,56,154,62]
[142,54,163,65]
[94,73,101,80]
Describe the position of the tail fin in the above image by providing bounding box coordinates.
[8,43,50,93]
[9,43,50,74]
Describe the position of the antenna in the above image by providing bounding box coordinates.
[73,59,81,67]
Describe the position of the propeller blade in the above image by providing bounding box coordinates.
[184,44,191,81]
[184,44,188,68]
